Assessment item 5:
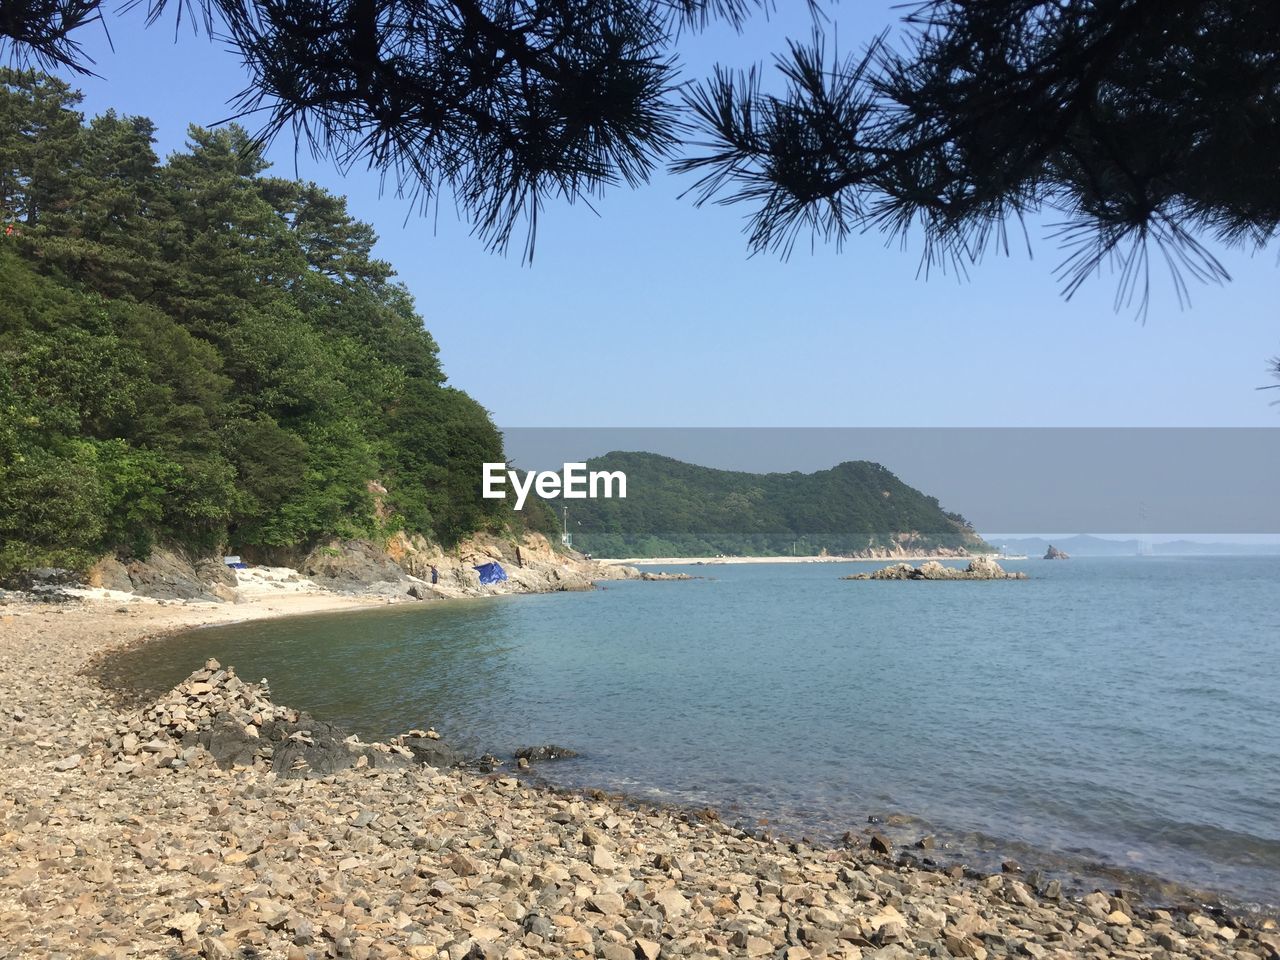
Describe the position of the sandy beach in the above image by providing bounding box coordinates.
[2,587,1277,960]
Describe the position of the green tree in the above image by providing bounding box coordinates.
[33,110,163,297]
[0,68,81,226]
[0,76,524,577]
[384,386,508,543]
[155,126,307,335]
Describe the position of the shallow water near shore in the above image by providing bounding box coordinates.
[112,556,1280,911]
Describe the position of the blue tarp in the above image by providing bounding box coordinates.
[473,561,507,585]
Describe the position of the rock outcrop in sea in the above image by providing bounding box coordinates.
[1044,545,1070,560]
[844,557,1028,581]
[515,744,581,763]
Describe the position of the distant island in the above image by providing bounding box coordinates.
[995,535,1280,558]
[545,452,990,559]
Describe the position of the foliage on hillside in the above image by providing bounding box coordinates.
[555,452,990,558]
[0,69,548,576]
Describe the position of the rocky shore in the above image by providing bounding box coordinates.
[2,600,1277,960]
[49,533,636,606]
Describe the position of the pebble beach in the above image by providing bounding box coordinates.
[2,596,1278,960]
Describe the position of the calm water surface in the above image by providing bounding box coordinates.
[115,557,1280,910]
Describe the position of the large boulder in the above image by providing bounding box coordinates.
[401,736,465,769]
[546,568,594,591]
[195,557,237,588]
[593,563,640,581]
[266,718,410,778]
[83,549,239,601]
[122,548,225,600]
[917,561,951,580]
[86,557,133,592]
[190,717,263,769]
[185,715,412,777]
[515,744,580,762]
[302,540,407,590]
[966,555,1007,578]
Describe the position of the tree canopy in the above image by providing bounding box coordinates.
[2,0,1277,311]
[0,68,552,576]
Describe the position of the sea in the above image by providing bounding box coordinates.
[111,556,1280,912]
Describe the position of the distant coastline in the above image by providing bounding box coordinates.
[599,553,983,566]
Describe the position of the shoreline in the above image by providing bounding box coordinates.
[598,555,986,566]
[3,593,1276,959]
[87,594,1261,918]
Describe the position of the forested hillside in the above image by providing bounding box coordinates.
[0,69,546,577]
[558,453,990,558]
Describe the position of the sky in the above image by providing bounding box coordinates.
[49,3,1280,429]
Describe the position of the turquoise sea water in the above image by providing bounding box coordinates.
[114,557,1280,910]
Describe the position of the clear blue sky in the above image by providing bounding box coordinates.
[55,3,1279,428]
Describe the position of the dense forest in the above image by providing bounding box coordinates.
[0,69,554,577]
[556,453,990,558]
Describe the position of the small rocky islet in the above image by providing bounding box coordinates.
[843,557,1028,581]
[2,603,1278,960]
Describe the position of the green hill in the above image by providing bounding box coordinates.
[550,452,990,558]
[0,69,557,577]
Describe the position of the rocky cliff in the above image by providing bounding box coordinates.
[76,533,636,604]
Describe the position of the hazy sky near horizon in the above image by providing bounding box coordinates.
[51,3,1280,428]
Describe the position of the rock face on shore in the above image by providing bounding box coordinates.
[42,532,644,608]
[845,557,1028,581]
[305,534,630,599]
[1,604,1276,960]
[301,539,411,591]
[84,548,240,602]
[1044,545,1070,560]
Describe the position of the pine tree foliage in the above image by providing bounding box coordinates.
[677,1,1280,312]
[4,0,785,258]
[4,0,1277,311]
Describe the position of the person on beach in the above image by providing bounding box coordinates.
[430,565,439,585]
